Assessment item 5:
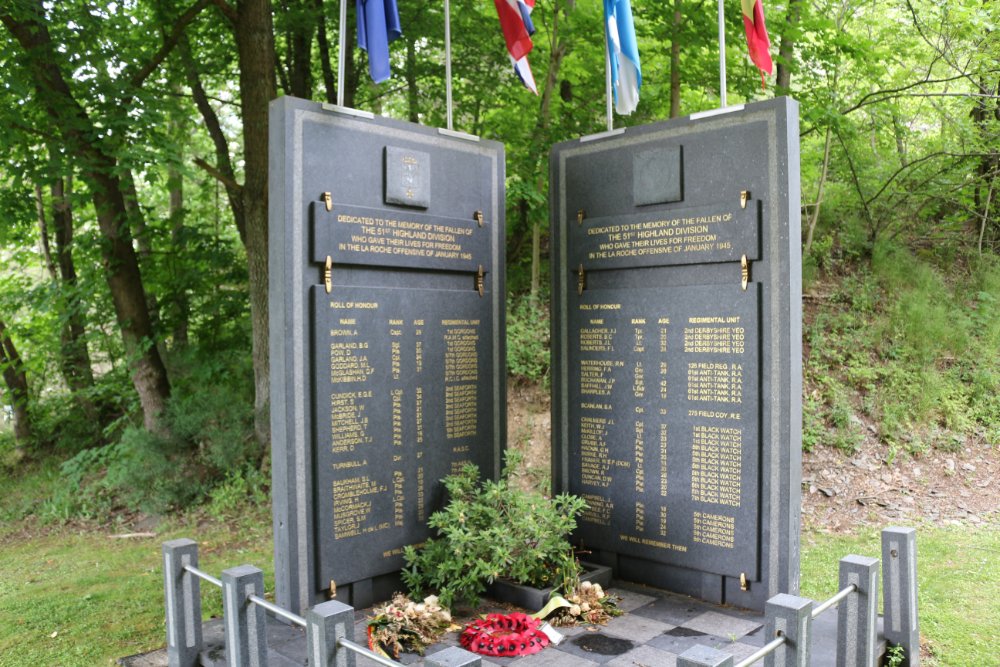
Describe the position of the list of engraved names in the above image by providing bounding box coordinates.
[569,285,759,573]
[317,291,486,554]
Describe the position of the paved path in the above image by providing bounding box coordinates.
[122,581,878,667]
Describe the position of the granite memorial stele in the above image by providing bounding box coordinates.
[269,96,506,613]
[550,98,802,611]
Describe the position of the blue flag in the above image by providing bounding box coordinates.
[604,0,641,114]
[357,0,402,84]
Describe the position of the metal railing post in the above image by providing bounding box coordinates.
[764,594,813,667]
[678,644,735,667]
[163,539,202,667]
[882,527,919,666]
[222,565,269,667]
[305,600,356,667]
[837,555,880,667]
[425,645,483,667]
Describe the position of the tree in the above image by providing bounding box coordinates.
[1,1,184,433]
[0,318,31,449]
[34,174,100,425]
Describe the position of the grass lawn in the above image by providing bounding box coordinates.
[801,524,1000,666]
[1,457,997,665]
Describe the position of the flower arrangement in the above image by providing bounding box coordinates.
[366,593,454,658]
[546,581,623,626]
[460,612,549,657]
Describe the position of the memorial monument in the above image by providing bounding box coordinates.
[269,96,506,613]
[550,98,802,611]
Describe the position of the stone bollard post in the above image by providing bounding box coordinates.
[677,644,735,667]
[304,600,356,667]
[221,565,268,667]
[837,555,880,667]
[425,645,484,667]
[764,594,813,667]
[163,539,202,667]
[882,527,919,666]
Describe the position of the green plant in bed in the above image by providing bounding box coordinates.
[402,453,586,608]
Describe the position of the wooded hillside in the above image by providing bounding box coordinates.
[1,0,997,514]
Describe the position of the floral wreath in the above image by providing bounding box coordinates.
[460,612,549,657]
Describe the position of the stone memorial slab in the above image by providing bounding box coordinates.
[568,284,761,579]
[310,201,490,273]
[385,145,431,208]
[568,199,761,271]
[270,96,505,614]
[550,98,801,611]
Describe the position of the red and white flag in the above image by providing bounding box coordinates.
[741,0,773,87]
[494,0,537,94]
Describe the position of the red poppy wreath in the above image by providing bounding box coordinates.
[460,612,549,657]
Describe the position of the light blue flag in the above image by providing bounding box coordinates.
[604,0,641,114]
[357,0,402,84]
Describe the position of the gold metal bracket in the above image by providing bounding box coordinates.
[475,265,485,297]
[740,190,749,209]
[329,579,337,598]
[474,210,484,228]
[741,255,749,291]
[577,209,585,226]
[740,572,749,591]
[323,191,333,212]
[577,264,586,295]
[324,256,333,294]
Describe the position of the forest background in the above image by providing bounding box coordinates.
[0,0,997,663]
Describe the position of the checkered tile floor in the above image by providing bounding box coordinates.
[121,581,862,667]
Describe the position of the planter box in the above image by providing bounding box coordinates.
[485,562,613,611]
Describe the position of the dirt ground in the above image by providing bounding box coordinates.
[506,380,1000,532]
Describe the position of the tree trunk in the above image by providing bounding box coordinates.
[775,0,800,93]
[670,0,682,118]
[405,37,419,123]
[804,126,832,255]
[52,178,98,396]
[0,319,32,448]
[122,168,162,333]
[234,0,278,449]
[891,111,907,167]
[2,7,171,434]
[315,0,336,102]
[343,7,358,108]
[288,0,315,98]
[523,0,571,288]
[168,154,190,347]
[179,34,248,243]
[35,185,58,280]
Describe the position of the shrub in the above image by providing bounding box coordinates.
[506,296,550,385]
[402,454,585,608]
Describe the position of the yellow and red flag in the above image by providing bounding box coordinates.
[740,0,773,87]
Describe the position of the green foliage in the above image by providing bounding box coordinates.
[29,348,258,518]
[206,465,270,522]
[806,245,1000,456]
[506,296,550,385]
[884,644,905,667]
[402,453,585,608]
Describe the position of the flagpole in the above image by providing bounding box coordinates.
[604,26,613,131]
[444,0,454,131]
[717,0,727,108]
[337,0,347,107]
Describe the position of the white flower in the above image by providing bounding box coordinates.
[569,604,581,616]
